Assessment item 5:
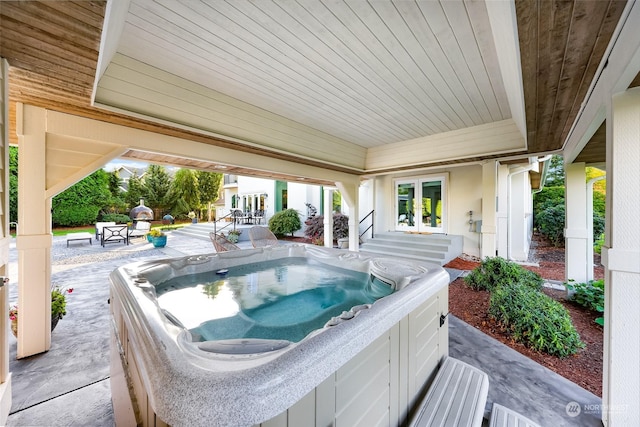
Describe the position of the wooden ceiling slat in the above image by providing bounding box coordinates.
[514,0,538,144]
[0,1,103,48]
[0,16,99,66]
[535,1,574,150]
[9,68,92,96]
[41,1,106,30]
[516,0,626,157]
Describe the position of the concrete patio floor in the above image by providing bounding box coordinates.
[5,226,602,426]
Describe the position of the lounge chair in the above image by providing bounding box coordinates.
[210,232,240,252]
[248,226,279,248]
[129,220,151,238]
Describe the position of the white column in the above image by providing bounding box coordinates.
[586,176,605,282]
[565,162,590,283]
[508,170,528,261]
[496,164,509,258]
[336,181,359,251]
[481,161,498,258]
[601,88,640,426]
[323,188,333,248]
[15,104,53,358]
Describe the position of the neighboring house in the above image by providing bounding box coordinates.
[111,165,146,192]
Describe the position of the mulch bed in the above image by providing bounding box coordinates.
[445,233,604,397]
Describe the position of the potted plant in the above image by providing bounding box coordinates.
[9,285,74,338]
[227,229,242,243]
[149,228,167,248]
[188,211,197,224]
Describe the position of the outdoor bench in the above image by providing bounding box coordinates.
[409,356,489,427]
[66,232,93,247]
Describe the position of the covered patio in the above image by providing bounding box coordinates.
[1,1,639,425]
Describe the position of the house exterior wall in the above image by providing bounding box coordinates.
[371,165,485,258]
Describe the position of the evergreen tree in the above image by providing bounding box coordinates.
[168,169,199,217]
[196,171,222,220]
[545,155,565,187]
[124,173,146,209]
[144,164,172,213]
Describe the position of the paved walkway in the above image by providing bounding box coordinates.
[5,229,601,426]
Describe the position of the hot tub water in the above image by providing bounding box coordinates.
[155,257,393,343]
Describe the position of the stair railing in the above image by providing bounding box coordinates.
[359,209,374,240]
[213,210,240,235]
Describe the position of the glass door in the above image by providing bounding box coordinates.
[396,181,416,231]
[395,176,445,233]
[420,179,444,233]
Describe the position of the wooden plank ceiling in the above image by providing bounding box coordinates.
[0,0,629,178]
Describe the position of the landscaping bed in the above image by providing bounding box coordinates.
[445,234,604,397]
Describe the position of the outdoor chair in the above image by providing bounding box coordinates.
[129,220,151,238]
[102,225,129,247]
[210,232,240,252]
[248,226,279,248]
[95,221,116,240]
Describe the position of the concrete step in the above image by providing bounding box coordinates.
[360,232,462,266]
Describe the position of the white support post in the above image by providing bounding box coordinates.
[601,88,640,426]
[481,161,498,259]
[15,104,53,358]
[564,162,590,283]
[323,188,334,248]
[496,164,509,258]
[336,181,359,251]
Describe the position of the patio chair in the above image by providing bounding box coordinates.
[248,226,279,248]
[102,225,129,247]
[95,221,116,241]
[209,232,240,252]
[129,220,151,238]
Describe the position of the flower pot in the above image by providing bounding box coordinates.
[151,235,167,248]
[146,234,152,242]
[11,314,61,338]
[337,238,349,249]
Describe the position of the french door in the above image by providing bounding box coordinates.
[395,176,446,233]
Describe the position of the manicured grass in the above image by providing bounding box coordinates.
[52,227,95,236]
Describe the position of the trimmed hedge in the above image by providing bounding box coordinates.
[100,213,131,224]
[489,283,585,358]
[464,257,543,292]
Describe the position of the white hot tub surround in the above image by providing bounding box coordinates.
[109,244,450,427]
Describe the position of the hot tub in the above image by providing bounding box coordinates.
[109,244,450,426]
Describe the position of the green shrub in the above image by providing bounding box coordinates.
[52,205,101,227]
[489,283,585,357]
[594,233,605,254]
[464,257,543,292]
[536,204,566,247]
[268,209,302,236]
[566,279,604,326]
[99,213,131,224]
[533,186,564,228]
